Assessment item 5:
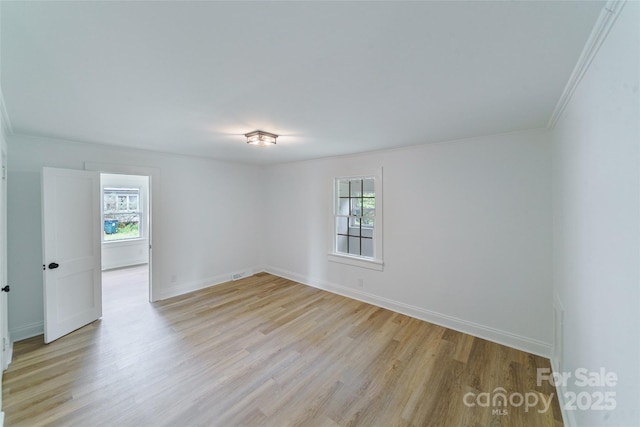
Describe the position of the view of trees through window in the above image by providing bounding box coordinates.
[103,188,141,241]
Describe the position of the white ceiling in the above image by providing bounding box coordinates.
[2,1,605,165]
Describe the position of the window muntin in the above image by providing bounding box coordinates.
[335,177,375,258]
[103,188,141,241]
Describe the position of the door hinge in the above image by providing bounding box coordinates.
[3,338,6,352]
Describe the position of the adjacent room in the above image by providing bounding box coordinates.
[0,1,637,426]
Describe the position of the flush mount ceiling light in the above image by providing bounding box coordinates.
[245,130,278,146]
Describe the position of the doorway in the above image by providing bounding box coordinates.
[100,173,151,306]
[41,166,156,343]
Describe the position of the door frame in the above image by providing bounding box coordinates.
[84,162,159,302]
[0,147,7,426]
[0,148,8,368]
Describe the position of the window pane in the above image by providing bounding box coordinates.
[361,238,374,257]
[117,195,127,211]
[362,197,375,210]
[351,198,363,216]
[348,237,360,255]
[104,213,140,241]
[362,227,373,238]
[350,179,362,197]
[336,217,349,235]
[363,178,375,193]
[128,195,139,211]
[338,179,350,197]
[337,198,349,215]
[104,194,116,212]
[337,235,348,253]
[362,209,375,226]
[348,221,360,236]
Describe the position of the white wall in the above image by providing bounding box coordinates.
[551,2,639,426]
[101,173,149,270]
[264,130,553,356]
[4,6,636,424]
[7,135,265,340]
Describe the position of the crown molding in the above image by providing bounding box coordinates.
[547,0,626,129]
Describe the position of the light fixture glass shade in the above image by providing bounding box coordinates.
[245,130,277,146]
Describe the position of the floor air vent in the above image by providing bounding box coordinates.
[232,272,249,281]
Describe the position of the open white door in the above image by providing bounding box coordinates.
[42,167,102,343]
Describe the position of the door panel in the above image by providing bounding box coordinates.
[42,168,102,343]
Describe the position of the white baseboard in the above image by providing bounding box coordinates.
[553,381,575,427]
[4,340,12,369]
[264,266,552,358]
[155,266,264,301]
[10,321,44,342]
[551,294,570,426]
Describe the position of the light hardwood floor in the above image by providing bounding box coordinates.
[3,267,562,426]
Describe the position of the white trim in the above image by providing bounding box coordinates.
[4,340,12,370]
[155,265,264,301]
[551,293,572,426]
[9,321,44,342]
[554,381,576,427]
[551,293,565,374]
[0,88,13,136]
[102,237,147,246]
[264,266,551,358]
[331,169,384,267]
[547,0,626,128]
[327,253,383,271]
[546,4,626,424]
[84,162,158,301]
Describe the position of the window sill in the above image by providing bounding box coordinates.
[102,237,147,245]
[328,253,384,271]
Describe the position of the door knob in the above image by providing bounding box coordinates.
[48,262,59,269]
[1,285,9,292]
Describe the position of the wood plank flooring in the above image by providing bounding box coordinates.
[3,267,563,426]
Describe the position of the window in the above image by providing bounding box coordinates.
[103,188,141,241]
[329,171,383,270]
[336,177,375,257]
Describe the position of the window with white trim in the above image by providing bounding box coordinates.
[336,177,375,257]
[330,172,383,270]
[103,187,142,241]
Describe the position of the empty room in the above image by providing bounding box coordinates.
[0,1,638,426]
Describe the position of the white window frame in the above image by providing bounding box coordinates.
[328,168,383,271]
[102,187,143,242]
